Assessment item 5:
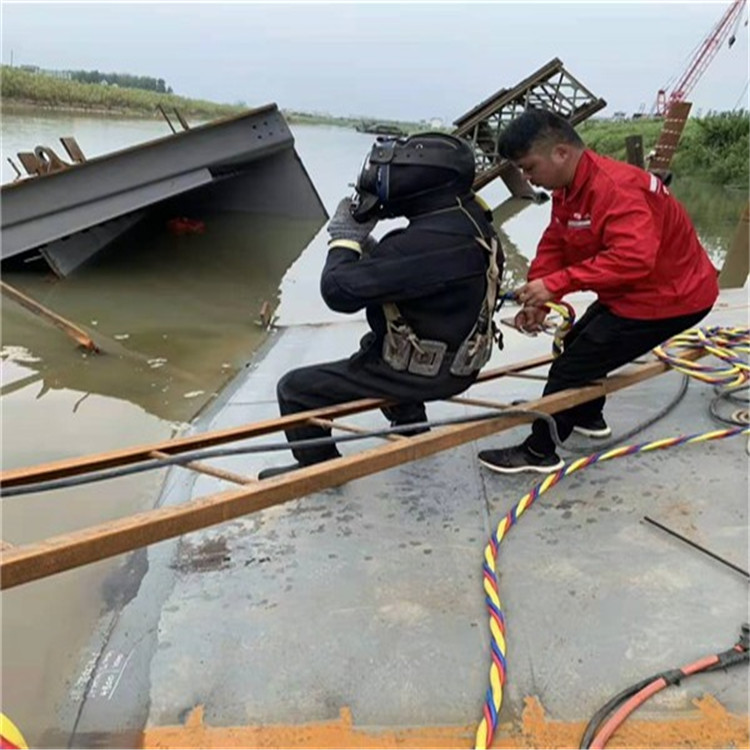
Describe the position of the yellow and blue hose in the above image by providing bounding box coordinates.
[475,325,749,748]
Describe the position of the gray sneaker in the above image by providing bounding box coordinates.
[478,445,564,475]
[572,416,612,438]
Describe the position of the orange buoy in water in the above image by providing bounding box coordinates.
[1,714,28,749]
[166,217,206,236]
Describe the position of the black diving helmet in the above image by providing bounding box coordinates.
[350,132,476,223]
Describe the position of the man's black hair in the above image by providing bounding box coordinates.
[497,108,584,160]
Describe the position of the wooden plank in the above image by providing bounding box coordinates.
[0,280,99,352]
[307,417,406,442]
[449,396,512,410]
[0,354,700,590]
[149,451,255,486]
[625,135,645,168]
[0,355,553,488]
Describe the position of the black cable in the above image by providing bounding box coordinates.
[2,364,737,500]
[579,676,654,749]
[580,626,749,748]
[564,373,690,455]
[709,384,749,426]
[0,407,565,498]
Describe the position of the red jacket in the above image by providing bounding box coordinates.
[531,150,718,319]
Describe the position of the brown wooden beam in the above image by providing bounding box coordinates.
[0,355,553,489]
[148,451,255,486]
[0,280,99,352]
[449,396,513,410]
[307,417,406,441]
[0,353,702,590]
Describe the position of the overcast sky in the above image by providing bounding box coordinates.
[2,1,748,122]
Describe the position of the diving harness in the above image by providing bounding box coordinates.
[381,199,503,378]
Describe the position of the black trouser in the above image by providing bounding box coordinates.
[276,335,477,465]
[525,302,712,457]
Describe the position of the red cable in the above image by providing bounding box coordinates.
[589,654,720,749]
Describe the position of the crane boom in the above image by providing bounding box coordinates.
[655,0,747,116]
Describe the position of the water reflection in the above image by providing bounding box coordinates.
[670,178,748,264]
[2,212,321,424]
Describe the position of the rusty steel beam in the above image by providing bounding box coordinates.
[648,101,692,172]
[0,355,553,489]
[0,349,706,590]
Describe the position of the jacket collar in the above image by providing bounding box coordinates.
[559,149,595,204]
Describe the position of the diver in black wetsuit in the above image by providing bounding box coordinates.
[259,133,504,478]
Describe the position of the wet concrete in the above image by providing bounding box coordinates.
[58,290,749,747]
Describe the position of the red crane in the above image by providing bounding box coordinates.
[654,0,747,116]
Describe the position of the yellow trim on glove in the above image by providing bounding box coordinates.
[474,194,492,213]
[328,239,362,254]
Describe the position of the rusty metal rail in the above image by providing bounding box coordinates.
[0,350,703,590]
[0,355,552,489]
[648,100,692,173]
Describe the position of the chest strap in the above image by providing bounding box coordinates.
[380,209,502,378]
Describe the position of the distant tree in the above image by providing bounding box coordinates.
[68,68,172,94]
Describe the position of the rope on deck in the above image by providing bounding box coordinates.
[475,325,750,749]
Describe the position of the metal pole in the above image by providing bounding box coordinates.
[643,515,750,580]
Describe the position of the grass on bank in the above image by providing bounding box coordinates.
[2,65,747,185]
[579,113,749,186]
[0,65,426,131]
[1,65,246,119]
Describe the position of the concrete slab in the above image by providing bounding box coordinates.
[65,290,749,746]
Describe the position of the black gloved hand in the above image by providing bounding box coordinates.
[327,198,378,253]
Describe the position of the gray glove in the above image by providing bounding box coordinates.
[327,198,378,251]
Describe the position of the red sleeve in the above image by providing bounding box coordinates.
[528,218,565,281]
[544,187,660,297]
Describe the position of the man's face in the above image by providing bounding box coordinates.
[513,143,571,190]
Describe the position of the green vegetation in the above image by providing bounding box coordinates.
[579,112,749,186]
[3,66,747,184]
[67,68,172,93]
[1,65,245,119]
[0,66,428,132]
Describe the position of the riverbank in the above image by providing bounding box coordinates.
[0,66,425,132]
[579,113,749,186]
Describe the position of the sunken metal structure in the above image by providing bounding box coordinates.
[1,105,327,276]
[453,58,607,198]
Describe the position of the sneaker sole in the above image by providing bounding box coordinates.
[572,426,612,438]
[479,457,564,475]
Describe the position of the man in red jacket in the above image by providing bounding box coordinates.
[479,108,718,474]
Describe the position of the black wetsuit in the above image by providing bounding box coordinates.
[276,198,501,466]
